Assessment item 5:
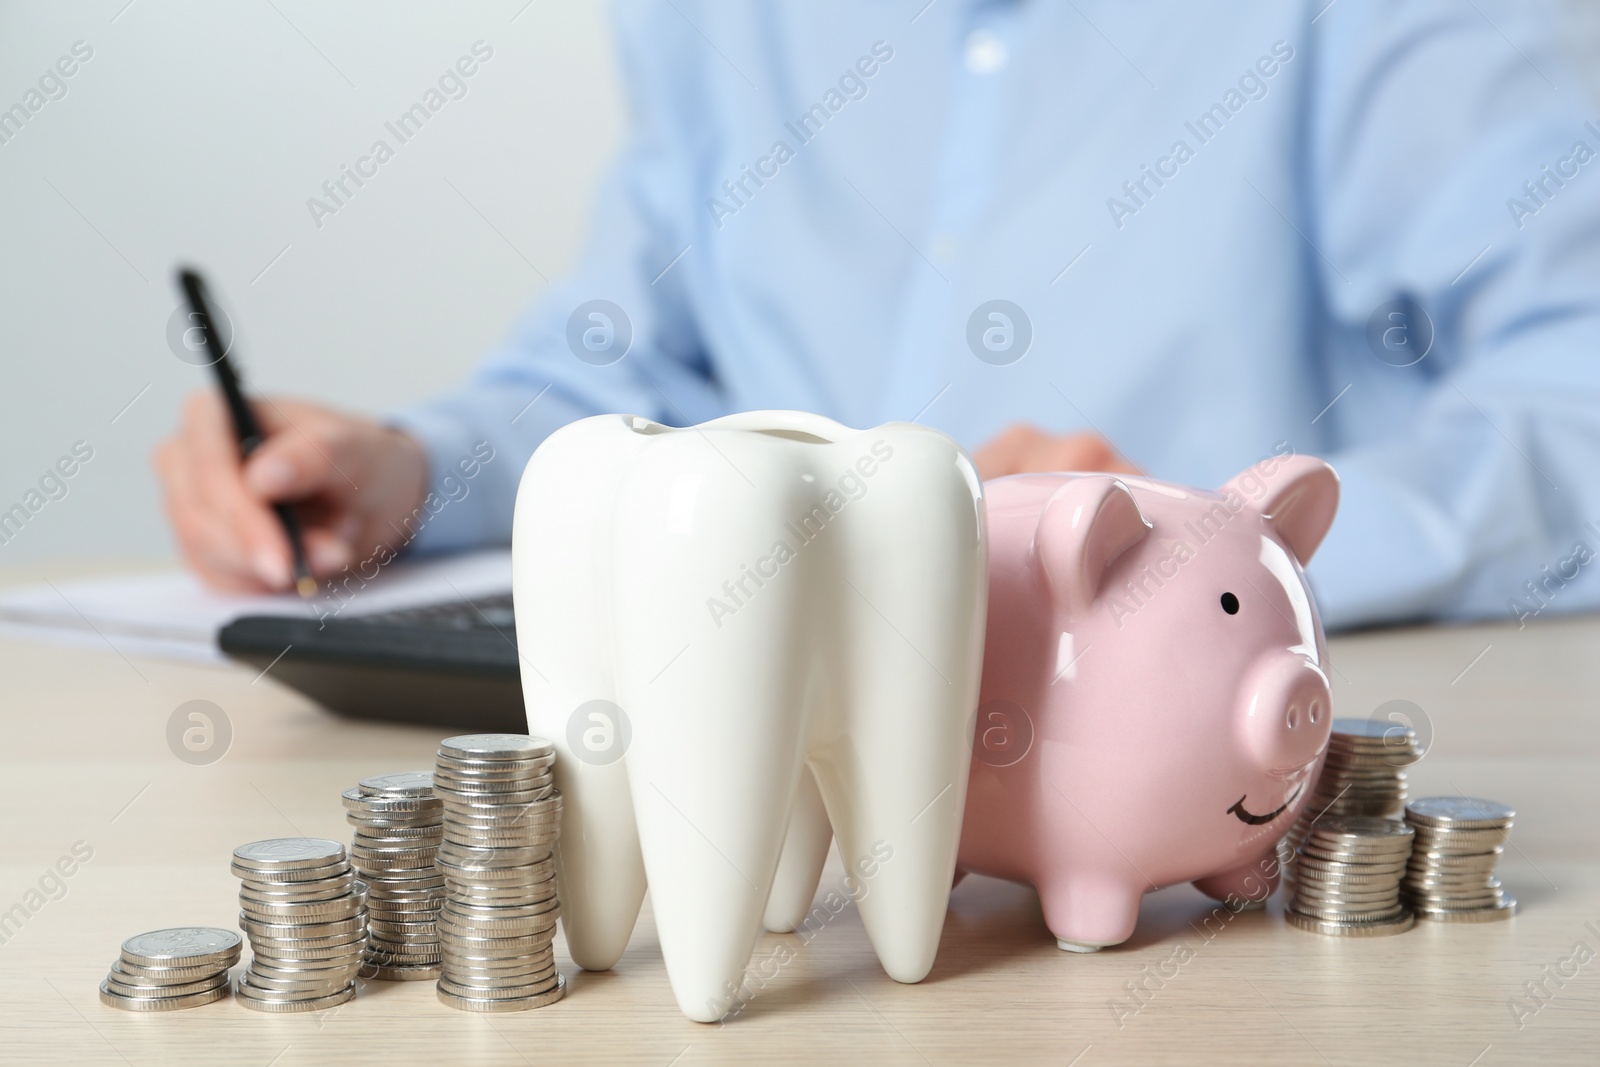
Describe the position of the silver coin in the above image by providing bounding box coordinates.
[367,940,441,955]
[1296,854,1408,874]
[438,914,559,941]
[439,972,563,1001]
[364,963,443,981]
[440,734,555,761]
[435,777,555,796]
[359,771,435,797]
[441,954,554,976]
[436,970,566,1011]
[242,971,354,995]
[435,749,557,769]
[1306,816,1414,841]
[235,979,356,1012]
[1292,885,1401,904]
[442,967,559,994]
[247,958,358,981]
[341,788,442,814]
[355,823,444,839]
[1284,910,1416,936]
[233,838,347,871]
[1329,717,1414,740]
[99,980,230,1011]
[437,929,557,954]
[1405,797,1514,828]
[1412,892,1518,922]
[120,927,242,968]
[102,979,228,1004]
[442,896,560,920]
[241,895,368,923]
[241,878,357,905]
[111,958,229,983]
[240,914,368,940]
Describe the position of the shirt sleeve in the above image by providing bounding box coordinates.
[389,1,724,554]
[1303,0,1600,630]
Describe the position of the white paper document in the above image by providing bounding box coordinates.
[0,548,512,663]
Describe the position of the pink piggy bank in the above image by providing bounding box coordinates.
[956,453,1340,951]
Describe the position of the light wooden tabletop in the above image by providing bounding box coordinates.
[1,567,1596,1066]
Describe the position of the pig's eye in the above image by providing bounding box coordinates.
[1220,592,1240,615]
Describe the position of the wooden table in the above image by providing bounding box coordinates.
[1,566,1596,1065]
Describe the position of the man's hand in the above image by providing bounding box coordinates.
[973,424,1139,480]
[152,392,429,593]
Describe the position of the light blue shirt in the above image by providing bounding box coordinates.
[395,0,1600,631]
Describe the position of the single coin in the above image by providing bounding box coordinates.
[1296,852,1408,872]
[440,955,554,977]
[1412,892,1518,922]
[1291,864,1404,883]
[120,927,242,968]
[436,971,566,1012]
[235,980,356,1012]
[242,971,354,995]
[99,980,230,1011]
[247,959,358,981]
[437,931,557,955]
[234,839,347,872]
[240,909,367,933]
[111,958,227,983]
[364,963,442,981]
[440,734,555,761]
[1328,718,1413,740]
[1290,902,1406,923]
[435,752,556,773]
[1292,884,1403,901]
[441,968,559,994]
[1405,797,1515,828]
[341,788,443,814]
[104,972,230,998]
[232,861,354,887]
[1284,910,1416,936]
[359,771,435,797]
[241,878,358,905]
[355,824,444,840]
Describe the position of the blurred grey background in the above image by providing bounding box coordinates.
[0,0,1596,564]
[0,0,620,562]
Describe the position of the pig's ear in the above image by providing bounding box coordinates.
[1033,477,1152,615]
[1223,455,1340,565]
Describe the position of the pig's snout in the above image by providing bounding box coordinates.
[1241,653,1332,773]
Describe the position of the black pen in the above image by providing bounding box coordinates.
[177,267,317,599]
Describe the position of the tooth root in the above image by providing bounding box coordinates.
[612,451,817,1022]
[815,680,972,984]
[618,639,809,1022]
[816,443,988,983]
[764,766,833,933]
[545,757,646,971]
[515,428,650,971]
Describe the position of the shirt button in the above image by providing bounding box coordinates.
[964,30,1008,74]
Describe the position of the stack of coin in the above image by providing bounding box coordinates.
[344,771,445,980]
[433,733,566,1011]
[99,928,240,1011]
[231,838,368,1011]
[1402,797,1518,922]
[1280,719,1424,889]
[1285,815,1416,936]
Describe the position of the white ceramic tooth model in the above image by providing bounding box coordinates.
[512,411,988,1022]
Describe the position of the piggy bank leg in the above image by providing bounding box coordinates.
[1191,852,1280,912]
[1037,874,1143,953]
[763,766,833,933]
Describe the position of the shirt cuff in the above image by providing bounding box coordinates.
[386,404,517,556]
